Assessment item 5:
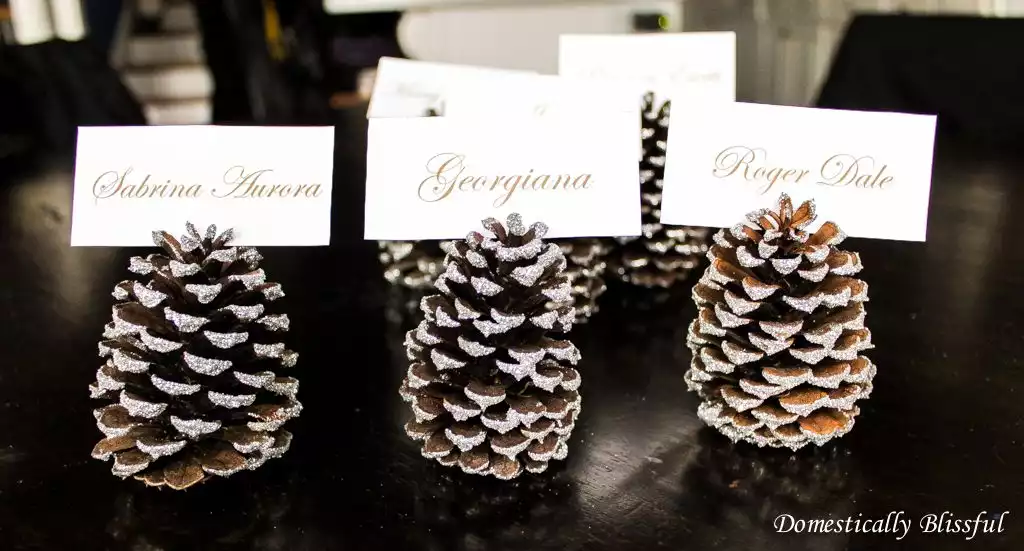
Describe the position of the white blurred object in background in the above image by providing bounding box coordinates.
[9,0,84,44]
[328,0,1024,106]
[398,2,683,74]
[117,0,213,124]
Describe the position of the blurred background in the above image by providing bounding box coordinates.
[2,0,1023,159]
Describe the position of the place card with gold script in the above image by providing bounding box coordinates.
[442,74,642,157]
[71,126,335,246]
[444,74,640,119]
[367,57,538,118]
[364,114,640,240]
[558,32,736,102]
[660,103,936,241]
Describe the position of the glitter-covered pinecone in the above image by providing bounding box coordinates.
[90,224,301,490]
[378,240,446,289]
[400,213,582,480]
[551,239,608,323]
[609,93,709,288]
[686,194,875,450]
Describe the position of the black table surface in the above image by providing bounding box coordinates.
[2,119,1023,551]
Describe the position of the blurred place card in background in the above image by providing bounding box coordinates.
[367,57,537,118]
[558,32,736,102]
[661,103,937,241]
[71,126,335,246]
[365,115,640,240]
[444,74,641,119]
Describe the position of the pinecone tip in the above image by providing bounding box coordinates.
[151,230,168,248]
[506,213,525,236]
[529,221,549,240]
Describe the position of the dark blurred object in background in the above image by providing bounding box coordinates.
[632,11,670,32]
[0,39,145,156]
[0,46,35,170]
[817,14,1024,148]
[193,0,332,124]
[194,1,404,123]
[323,11,403,94]
[83,0,124,56]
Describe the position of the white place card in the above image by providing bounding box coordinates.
[661,103,937,241]
[367,57,538,118]
[71,125,335,247]
[444,74,641,119]
[558,32,736,102]
[365,115,640,240]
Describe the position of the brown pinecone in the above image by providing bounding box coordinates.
[90,224,301,490]
[378,240,445,289]
[609,93,709,288]
[686,194,875,450]
[552,239,608,323]
[400,213,582,480]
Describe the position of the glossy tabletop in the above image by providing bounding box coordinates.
[1,120,1022,550]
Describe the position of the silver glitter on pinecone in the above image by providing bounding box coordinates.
[610,93,709,288]
[686,194,875,450]
[378,240,446,289]
[90,223,301,490]
[400,213,582,480]
[551,239,608,323]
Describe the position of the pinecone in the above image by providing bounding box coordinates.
[686,194,875,450]
[90,224,301,490]
[378,240,445,289]
[552,239,608,323]
[609,93,709,288]
[399,213,582,480]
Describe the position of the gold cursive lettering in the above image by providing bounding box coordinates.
[213,166,323,199]
[711,146,893,193]
[418,153,464,203]
[712,146,810,195]
[92,170,122,201]
[817,154,892,189]
[90,166,323,202]
[418,153,593,206]
[92,167,202,202]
